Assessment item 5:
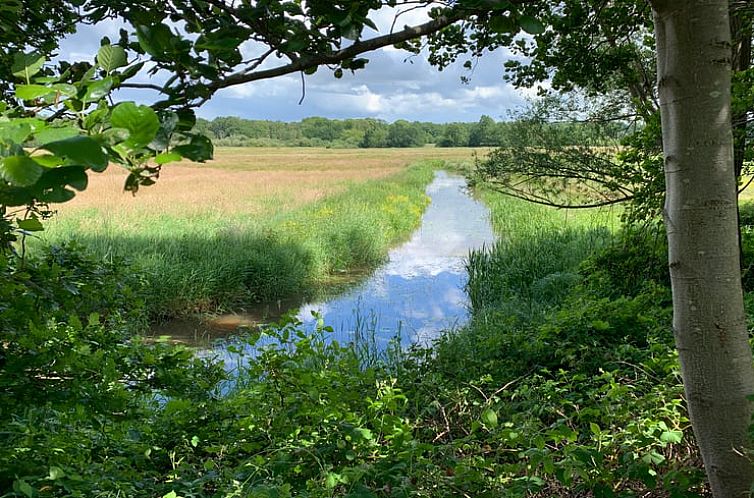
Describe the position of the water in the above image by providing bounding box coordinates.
[152,171,496,354]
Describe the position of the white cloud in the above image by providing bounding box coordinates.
[59,10,534,123]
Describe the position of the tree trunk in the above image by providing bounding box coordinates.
[651,1,754,496]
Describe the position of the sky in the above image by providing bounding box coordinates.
[57,7,538,124]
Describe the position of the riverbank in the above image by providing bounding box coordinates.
[38,157,442,320]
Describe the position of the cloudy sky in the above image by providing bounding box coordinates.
[58,7,536,123]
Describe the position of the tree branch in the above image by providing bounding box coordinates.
[208,10,465,91]
[490,184,633,209]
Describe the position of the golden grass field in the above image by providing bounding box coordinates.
[54,146,485,220]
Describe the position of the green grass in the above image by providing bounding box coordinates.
[466,186,620,317]
[38,163,436,319]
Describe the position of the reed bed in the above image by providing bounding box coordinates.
[465,186,620,319]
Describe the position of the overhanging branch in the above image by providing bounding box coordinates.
[208,11,466,92]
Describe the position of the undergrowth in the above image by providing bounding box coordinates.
[2,189,737,497]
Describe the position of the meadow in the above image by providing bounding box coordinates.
[39,147,483,319]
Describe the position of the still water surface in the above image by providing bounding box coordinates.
[152,171,496,354]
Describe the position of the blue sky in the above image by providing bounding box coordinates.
[58,7,537,123]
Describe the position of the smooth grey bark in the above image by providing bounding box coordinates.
[651,1,754,496]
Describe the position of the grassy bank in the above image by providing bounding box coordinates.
[39,158,439,319]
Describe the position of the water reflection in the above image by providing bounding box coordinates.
[153,171,496,359]
[294,171,496,346]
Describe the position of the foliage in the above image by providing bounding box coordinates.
[0,0,551,243]
[1,0,748,496]
[385,120,428,148]
[0,1,78,103]
[0,46,213,246]
[468,115,499,147]
[0,189,714,497]
[472,94,666,220]
[191,114,628,150]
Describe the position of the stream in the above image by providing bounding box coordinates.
[151,171,496,359]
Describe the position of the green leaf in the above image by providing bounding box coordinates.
[173,134,213,162]
[155,151,182,164]
[0,122,32,144]
[1,156,43,186]
[175,108,196,131]
[660,430,683,444]
[38,166,89,192]
[11,52,45,82]
[15,84,53,100]
[481,408,498,428]
[35,126,79,144]
[151,111,179,150]
[641,451,666,465]
[286,37,308,52]
[119,61,145,81]
[190,435,199,447]
[0,187,33,206]
[519,15,546,35]
[325,472,340,489]
[490,15,516,34]
[162,492,178,498]
[17,218,43,231]
[16,479,34,498]
[97,45,128,72]
[111,102,160,149]
[52,83,77,97]
[135,24,175,58]
[33,155,65,168]
[83,77,113,102]
[48,466,66,480]
[43,136,108,171]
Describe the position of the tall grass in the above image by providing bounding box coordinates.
[465,186,620,319]
[38,163,436,319]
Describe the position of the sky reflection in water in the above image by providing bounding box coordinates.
[297,170,495,346]
[201,171,496,371]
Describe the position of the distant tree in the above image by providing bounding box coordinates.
[359,120,389,148]
[468,115,499,146]
[300,117,344,142]
[208,116,247,139]
[438,123,471,147]
[386,120,427,148]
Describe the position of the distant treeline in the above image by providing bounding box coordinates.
[194,115,626,148]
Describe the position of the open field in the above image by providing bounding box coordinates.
[183,146,488,171]
[50,146,485,220]
[39,148,478,318]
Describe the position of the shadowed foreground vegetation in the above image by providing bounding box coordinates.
[9,168,754,495]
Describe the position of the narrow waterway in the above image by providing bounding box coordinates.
[152,170,496,356]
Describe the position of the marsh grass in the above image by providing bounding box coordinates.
[38,156,438,319]
[466,186,620,320]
